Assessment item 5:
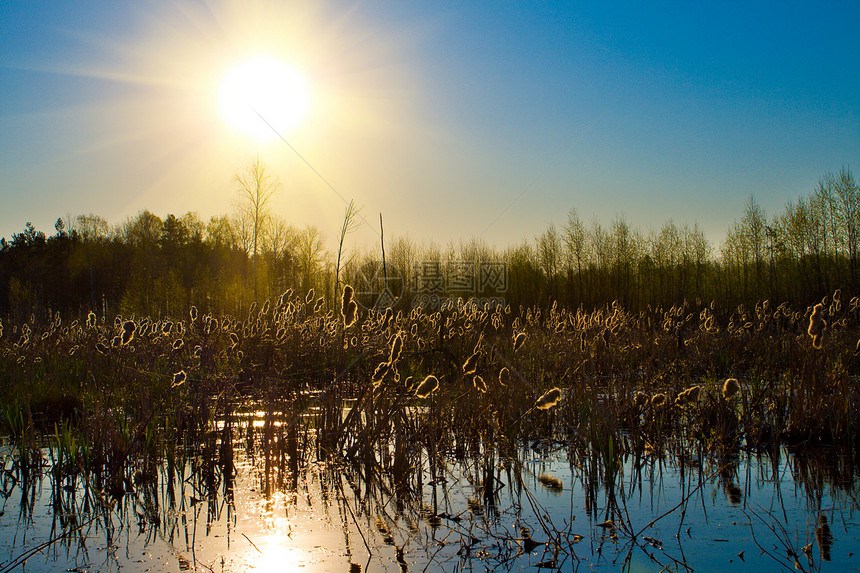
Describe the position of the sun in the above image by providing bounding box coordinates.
[219,55,310,142]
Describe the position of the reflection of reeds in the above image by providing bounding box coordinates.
[538,473,564,493]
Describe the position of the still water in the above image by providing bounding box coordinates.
[0,435,857,572]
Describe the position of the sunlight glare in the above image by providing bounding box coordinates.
[219,55,310,142]
[254,539,314,571]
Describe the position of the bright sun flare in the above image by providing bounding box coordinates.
[219,55,310,142]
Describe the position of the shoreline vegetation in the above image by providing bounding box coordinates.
[0,165,856,323]
[1,288,858,484]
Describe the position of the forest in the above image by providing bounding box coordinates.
[0,164,856,323]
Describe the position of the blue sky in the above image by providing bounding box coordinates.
[1,0,857,252]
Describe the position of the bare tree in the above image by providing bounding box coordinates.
[563,207,587,301]
[234,156,280,303]
[334,200,363,301]
[295,225,326,295]
[536,223,561,299]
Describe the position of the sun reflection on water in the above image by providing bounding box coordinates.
[251,541,314,572]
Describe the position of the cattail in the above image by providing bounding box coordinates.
[473,375,487,393]
[808,303,826,339]
[812,333,822,349]
[172,370,187,387]
[372,362,391,385]
[513,332,527,352]
[651,393,667,408]
[535,387,562,410]
[306,289,315,304]
[344,300,358,328]
[121,320,135,346]
[463,352,479,375]
[685,385,701,403]
[173,338,184,351]
[341,285,354,316]
[404,376,416,392]
[389,333,403,363]
[722,378,740,399]
[95,342,108,354]
[87,311,96,329]
[634,391,649,408]
[189,306,198,321]
[314,297,325,312]
[414,375,439,398]
[499,366,510,387]
[674,387,696,405]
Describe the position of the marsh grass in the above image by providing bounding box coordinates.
[0,292,859,568]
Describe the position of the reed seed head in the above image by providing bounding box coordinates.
[341,285,354,316]
[372,362,391,385]
[499,366,510,386]
[685,385,701,403]
[462,352,479,375]
[389,333,403,363]
[812,333,823,349]
[172,370,187,387]
[722,378,740,399]
[513,331,527,352]
[121,320,135,345]
[535,387,562,410]
[344,300,358,328]
[808,303,826,338]
[473,375,487,393]
[414,375,439,398]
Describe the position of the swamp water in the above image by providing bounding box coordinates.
[0,421,857,573]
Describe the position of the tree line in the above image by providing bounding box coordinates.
[0,164,856,324]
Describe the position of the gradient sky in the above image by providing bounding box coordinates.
[1,0,858,254]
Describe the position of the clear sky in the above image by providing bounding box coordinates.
[1,0,857,253]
